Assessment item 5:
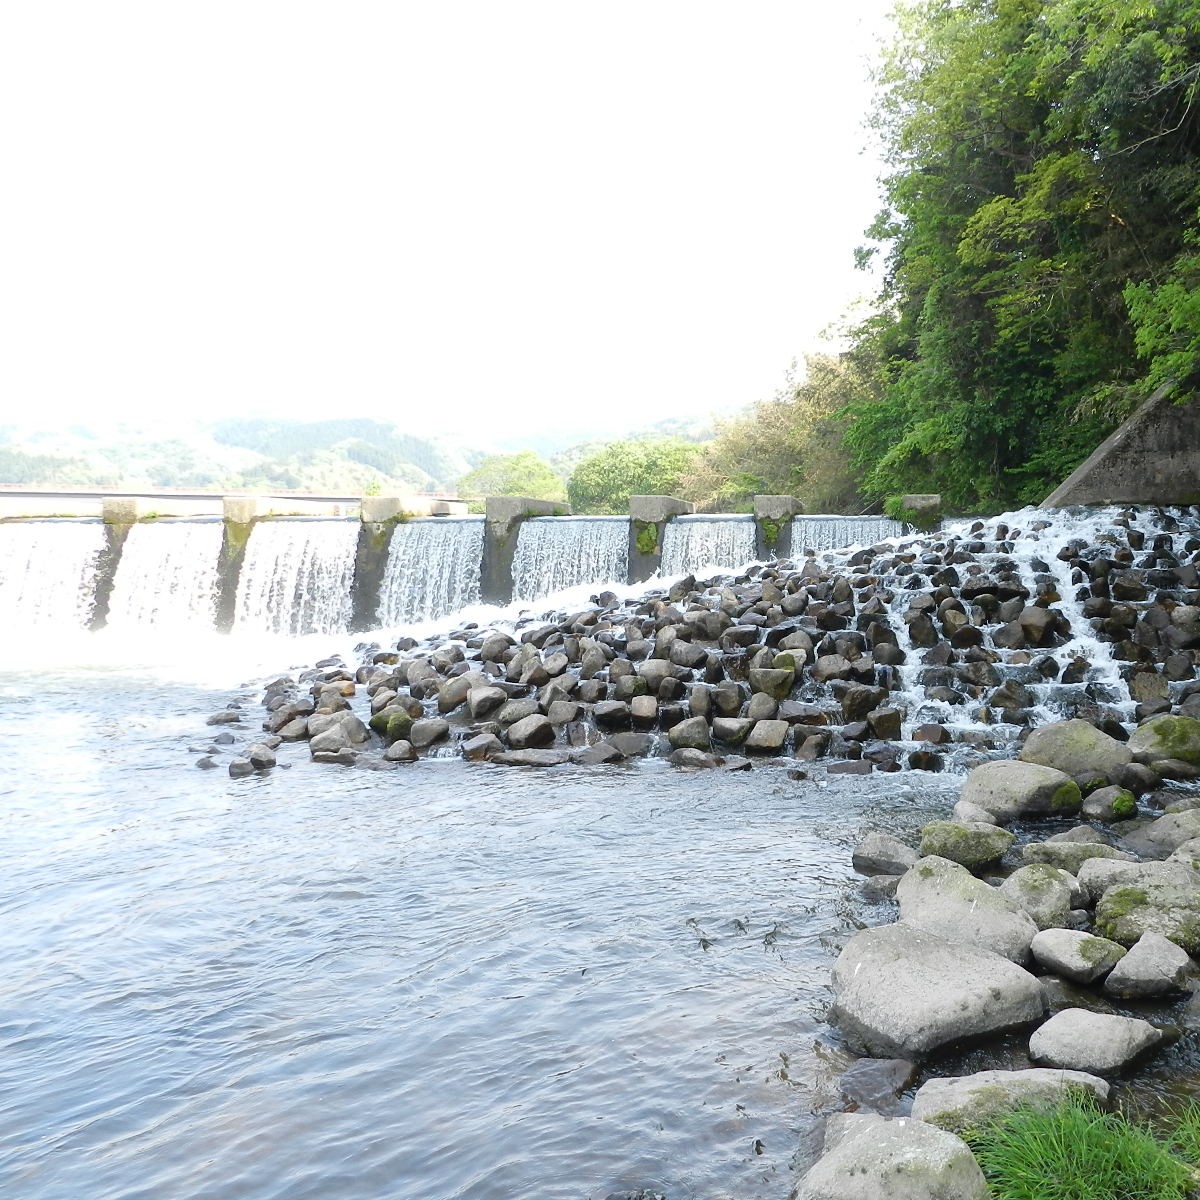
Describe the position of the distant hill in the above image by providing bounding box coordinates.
[0,418,482,494]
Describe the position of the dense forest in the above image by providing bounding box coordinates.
[4,2,1195,514]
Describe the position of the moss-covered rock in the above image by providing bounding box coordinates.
[1128,713,1200,766]
[1095,880,1200,953]
[1018,718,1132,783]
[920,820,1014,871]
[960,760,1083,824]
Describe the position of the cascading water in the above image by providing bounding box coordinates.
[376,518,485,625]
[0,520,106,629]
[790,514,902,553]
[659,515,756,577]
[511,517,630,602]
[105,519,225,631]
[233,518,358,636]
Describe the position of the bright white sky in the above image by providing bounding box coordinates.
[1,2,893,449]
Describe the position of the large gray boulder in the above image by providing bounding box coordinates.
[667,716,711,751]
[506,714,555,750]
[1075,857,1200,905]
[1021,840,1134,874]
[795,1113,988,1200]
[1029,1009,1164,1074]
[832,924,1045,1058]
[1094,878,1200,953]
[1018,718,1132,784]
[1128,714,1200,766]
[919,820,1014,870]
[911,1067,1109,1133]
[1000,863,1077,930]
[958,759,1082,824]
[1120,808,1200,858]
[1104,930,1194,999]
[896,856,1038,963]
[1029,929,1126,984]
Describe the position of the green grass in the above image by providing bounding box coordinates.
[1165,1099,1200,1169]
[963,1094,1198,1200]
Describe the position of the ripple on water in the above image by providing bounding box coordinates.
[0,668,960,1200]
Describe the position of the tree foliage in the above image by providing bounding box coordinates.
[842,0,1200,510]
[456,451,566,503]
[567,439,700,514]
[678,356,866,512]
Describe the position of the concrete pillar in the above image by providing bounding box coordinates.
[351,511,397,632]
[481,497,570,604]
[628,496,695,583]
[899,493,943,530]
[214,498,259,632]
[753,495,803,559]
[91,500,141,629]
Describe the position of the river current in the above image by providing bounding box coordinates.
[0,630,955,1200]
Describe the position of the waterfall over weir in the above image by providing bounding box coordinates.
[512,517,630,602]
[377,518,485,625]
[659,515,756,577]
[105,520,224,631]
[0,520,105,629]
[791,514,903,552]
[234,519,358,636]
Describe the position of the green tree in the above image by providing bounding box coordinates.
[455,451,566,503]
[843,0,1200,510]
[567,438,699,514]
[679,355,867,512]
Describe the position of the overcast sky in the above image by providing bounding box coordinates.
[2,2,893,446]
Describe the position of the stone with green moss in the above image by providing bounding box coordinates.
[1030,927,1126,983]
[1021,840,1134,874]
[1128,713,1200,766]
[1018,718,1132,784]
[920,820,1014,871]
[999,864,1076,930]
[959,760,1082,824]
[912,1069,1108,1134]
[634,520,659,556]
[1095,880,1200,952]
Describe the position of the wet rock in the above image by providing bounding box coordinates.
[1028,1009,1163,1075]
[911,1068,1109,1134]
[228,756,254,777]
[852,832,919,877]
[1120,807,1200,857]
[384,739,418,762]
[795,1113,988,1200]
[667,747,718,768]
[461,732,502,760]
[1128,713,1200,766]
[1021,840,1134,874]
[1094,876,1200,953]
[712,716,753,745]
[668,716,711,750]
[832,924,1044,1057]
[246,743,277,770]
[409,718,450,749]
[745,719,788,752]
[1082,785,1138,822]
[491,748,570,766]
[838,1057,916,1112]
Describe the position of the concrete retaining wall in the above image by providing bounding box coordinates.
[1044,385,1200,507]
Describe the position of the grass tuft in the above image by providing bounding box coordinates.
[963,1093,1195,1200]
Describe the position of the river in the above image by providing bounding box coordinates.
[0,631,955,1200]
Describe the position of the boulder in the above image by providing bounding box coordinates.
[506,714,555,750]
[745,719,788,752]
[958,760,1082,824]
[1082,785,1139,822]
[999,864,1077,930]
[496,698,540,727]
[747,667,793,700]
[1120,808,1200,858]
[852,832,919,877]
[1018,719,1132,785]
[667,747,718,768]
[1094,878,1200,953]
[409,718,450,749]
[668,716,711,751]
[1029,929,1126,984]
[897,856,1038,963]
[832,924,1044,1057]
[919,820,1013,870]
[795,1114,988,1200]
[1028,1009,1164,1074]
[491,748,570,766]
[911,1067,1109,1133]
[1128,713,1200,766]
[228,756,254,777]
[1103,931,1194,998]
[1021,841,1134,874]
[383,739,418,762]
[712,717,753,745]
[461,733,503,760]
[1077,857,1200,904]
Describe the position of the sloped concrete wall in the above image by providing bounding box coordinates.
[1044,384,1200,507]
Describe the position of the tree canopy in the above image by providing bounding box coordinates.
[456,451,566,503]
[567,439,700,514]
[841,0,1200,510]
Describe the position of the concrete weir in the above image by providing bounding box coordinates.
[1045,383,1200,507]
[3,490,916,632]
